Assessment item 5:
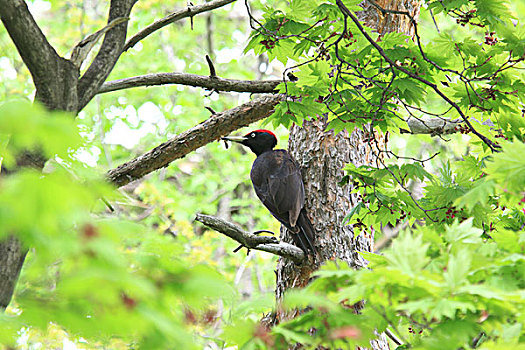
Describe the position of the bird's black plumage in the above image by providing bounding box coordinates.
[222,130,316,254]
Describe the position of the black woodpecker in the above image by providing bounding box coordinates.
[222,129,316,255]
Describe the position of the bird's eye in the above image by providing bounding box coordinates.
[251,133,256,138]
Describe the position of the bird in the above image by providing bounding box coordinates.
[222,129,316,255]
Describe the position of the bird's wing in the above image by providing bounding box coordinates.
[265,153,305,227]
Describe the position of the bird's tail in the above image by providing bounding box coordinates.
[291,209,317,255]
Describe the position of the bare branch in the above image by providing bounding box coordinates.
[78,0,137,111]
[123,0,236,52]
[404,116,462,135]
[98,72,281,94]
[385,329,403,346]
[106,94,284,187]
[195,214,305,263]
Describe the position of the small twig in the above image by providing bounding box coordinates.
[206,54,217,77]
[101,196,115,212]
[123,0,236,51]
[232,245,245,253]
[370,305,409,345]
[188,2,194,30]
[195,213,305,263]
[471,331,486,348]
[233,229,275,253]
[205,106,216,115]
[385,328,403,346]
[429,8,440,33]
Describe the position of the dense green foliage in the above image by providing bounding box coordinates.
[241,0,525,348]
[0,0,524,349]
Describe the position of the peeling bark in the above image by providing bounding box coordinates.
[275,119,379,306]
[359,0,421,36]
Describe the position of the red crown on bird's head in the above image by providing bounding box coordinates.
[245,129,277,139]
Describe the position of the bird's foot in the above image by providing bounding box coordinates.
[233,230,278,254]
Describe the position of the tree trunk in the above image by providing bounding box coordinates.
[0,237,27,310]
[274,1,422,348]
[276,120,377,299]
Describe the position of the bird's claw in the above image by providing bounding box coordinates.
[265,236,278,244]
[232,230,278,254]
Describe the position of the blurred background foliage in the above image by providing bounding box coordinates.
[1,0,284,348]
[0,0,524,349]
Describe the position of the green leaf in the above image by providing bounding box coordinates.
[273,324,314,345]
[455,178,495,210]
[384,232,429,276]
[343,202,366,224]
[444,249,471,290]
[444,219,483,245]
[401,163,433,181]
[485,141,525,193]
[457,284,505,300]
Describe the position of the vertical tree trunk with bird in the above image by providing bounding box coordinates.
[273,1,423,348]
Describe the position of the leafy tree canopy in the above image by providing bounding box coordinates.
[0,0,524,349]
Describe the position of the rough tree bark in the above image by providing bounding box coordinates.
[107,94,284,187]
[273,1,422,348]
[0,237,27,309]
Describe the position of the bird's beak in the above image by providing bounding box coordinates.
[221,135,248,143]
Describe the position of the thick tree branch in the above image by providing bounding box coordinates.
[98,72,281,94]
[106,94,284,187]
[0,0,80,110]
[195,214,305,263]
[0,0,60,84]
[123,0,236,52]
[77,0,137,111]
